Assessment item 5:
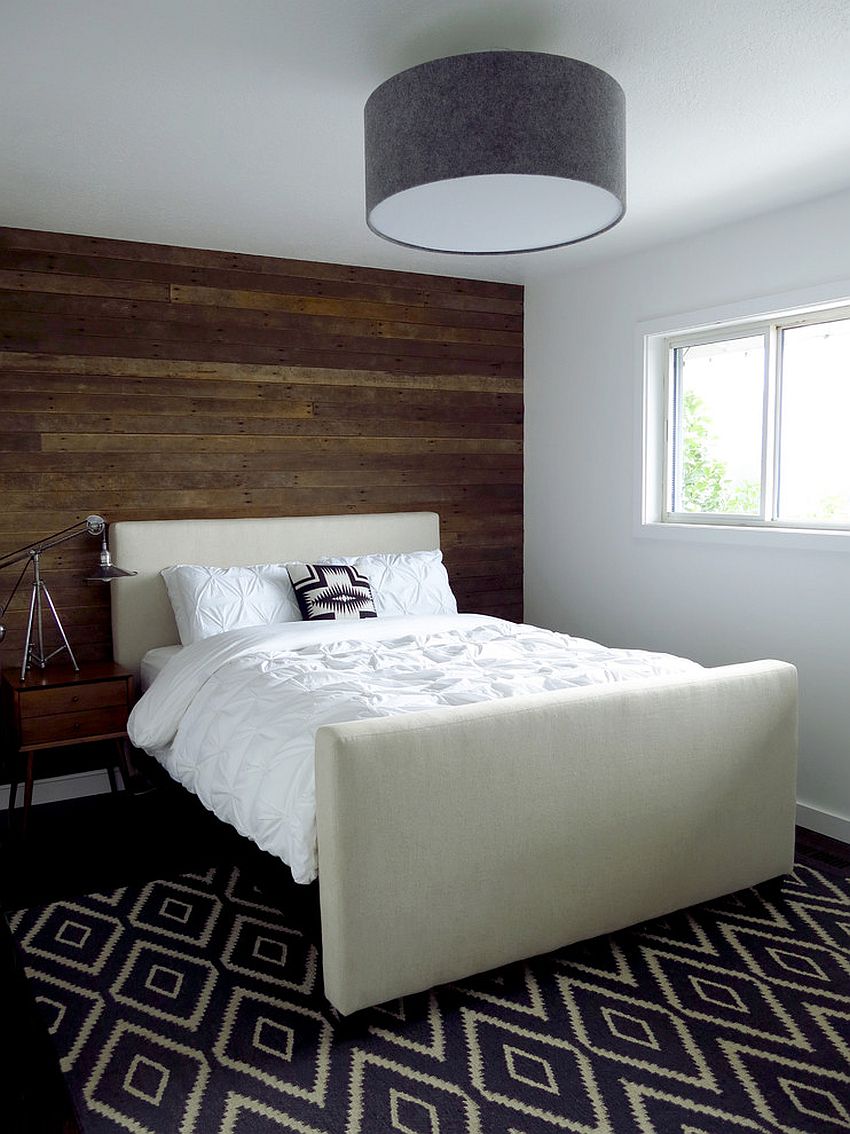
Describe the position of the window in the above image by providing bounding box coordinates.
[654,304,850,531]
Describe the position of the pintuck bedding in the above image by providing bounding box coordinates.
[128,613,701,884]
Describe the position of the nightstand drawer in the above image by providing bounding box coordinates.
[19,681,127,719]
[19,706,128,747]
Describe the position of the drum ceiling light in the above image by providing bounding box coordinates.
[364,50,626,256]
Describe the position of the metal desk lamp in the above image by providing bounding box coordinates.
[0,514,136,681]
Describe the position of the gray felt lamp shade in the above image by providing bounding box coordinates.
[364,51,626,255]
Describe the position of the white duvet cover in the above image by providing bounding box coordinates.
[128,614,701,883]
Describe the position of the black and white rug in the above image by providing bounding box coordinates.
[6,855,850,1133]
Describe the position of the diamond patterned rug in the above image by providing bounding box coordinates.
[6,854,850,1133]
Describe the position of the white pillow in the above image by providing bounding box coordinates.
[314,550,457,617]
[161,563,301,645]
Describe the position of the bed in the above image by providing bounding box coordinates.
[111,511,798,1016]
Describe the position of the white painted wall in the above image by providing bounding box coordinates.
[524,187,850,840]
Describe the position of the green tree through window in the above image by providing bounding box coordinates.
[681,391,760,514]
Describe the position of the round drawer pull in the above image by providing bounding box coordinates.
[73,722,81,730]
[71,695,80,703]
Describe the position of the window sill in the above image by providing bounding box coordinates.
[638,520,850,552]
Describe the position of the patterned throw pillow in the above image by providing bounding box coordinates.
[286,563,378,621]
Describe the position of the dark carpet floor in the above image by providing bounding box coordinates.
[2,786,849,1134]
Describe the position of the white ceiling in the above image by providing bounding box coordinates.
[3,0,850,284]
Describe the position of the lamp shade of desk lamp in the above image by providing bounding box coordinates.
[86,530,136,582]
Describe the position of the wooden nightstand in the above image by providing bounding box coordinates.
[1,662,134,835]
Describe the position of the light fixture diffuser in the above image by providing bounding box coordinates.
[364,51,626,255]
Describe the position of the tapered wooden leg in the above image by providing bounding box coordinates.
[22,754,34,837]
[106,762,118,794]
[115,738,133,793]
[7,756,18,822]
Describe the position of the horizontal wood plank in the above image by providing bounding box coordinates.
[0,453,523,478]
[0,351,522,393]
[1,466,522,491]
[0,269,170,302]
[1,485,523,512]
[169,282,521,324]
[0,227,523,301]
[0,378,523,424]
[0,250,522,315]
[39,434,521,454]
[0,287,522,338]
[0,333,522,379]
[1,412,522,441]
[2,391,319,421]
[1,311,523,365]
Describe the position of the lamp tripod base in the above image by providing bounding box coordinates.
[20,557,79,682]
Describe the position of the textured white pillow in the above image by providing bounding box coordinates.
[161,563,301,645]
[314,550,458,617]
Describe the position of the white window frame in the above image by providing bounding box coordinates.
[638,281,850,549]
[663,322,775,526]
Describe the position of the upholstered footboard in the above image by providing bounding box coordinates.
[315,660,797,1015]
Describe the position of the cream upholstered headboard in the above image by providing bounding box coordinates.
[110,511,440,679]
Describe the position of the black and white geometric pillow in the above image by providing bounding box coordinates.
[286,563,378,621]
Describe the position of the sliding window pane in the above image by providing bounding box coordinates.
[779,318,850,524]
[672,335,764,515]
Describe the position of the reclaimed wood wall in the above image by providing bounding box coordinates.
[0,227,523,667]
